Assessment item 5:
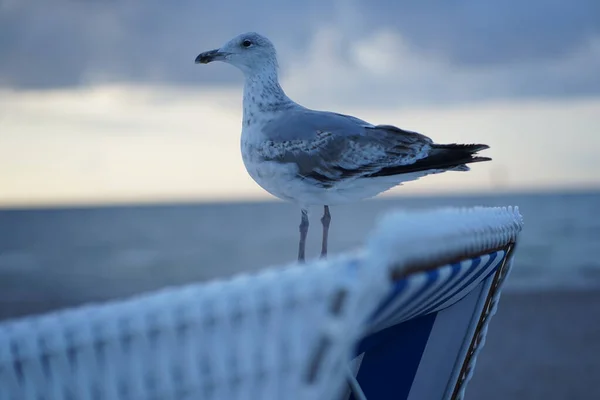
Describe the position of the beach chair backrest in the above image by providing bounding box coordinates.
[346,207,523,400]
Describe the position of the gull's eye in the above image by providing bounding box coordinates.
[242,39,253,48]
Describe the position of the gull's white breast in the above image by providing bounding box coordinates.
[241,125,300,203]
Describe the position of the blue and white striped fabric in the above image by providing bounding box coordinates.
[349,249,510,400]
[366,250,505,335]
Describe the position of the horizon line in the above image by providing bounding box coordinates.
[1,185,598,212]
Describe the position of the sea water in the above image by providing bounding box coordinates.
[1,190,599,320]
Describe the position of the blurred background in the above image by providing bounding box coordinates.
[1,1,599,398]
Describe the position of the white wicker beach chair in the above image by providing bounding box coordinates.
[346,206,522,400]
[0,206,523,400]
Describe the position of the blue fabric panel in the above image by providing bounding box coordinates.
[351,312,438,400]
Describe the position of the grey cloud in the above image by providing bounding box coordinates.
[0,0,599,103]
[0,0,322,88]
[369,0,600,66]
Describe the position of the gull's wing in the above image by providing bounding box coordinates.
[257,108,489,186]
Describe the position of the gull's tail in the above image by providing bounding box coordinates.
[369,143,491,177]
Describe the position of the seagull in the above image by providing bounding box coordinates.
[195,32,491,263]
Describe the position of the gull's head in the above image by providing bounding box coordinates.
[195,32,278,75]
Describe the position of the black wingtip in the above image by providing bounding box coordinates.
[366,142,492,178]
[468,144,490,152]
[432,143,490,153]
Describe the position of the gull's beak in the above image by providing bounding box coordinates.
[195,49,228,64]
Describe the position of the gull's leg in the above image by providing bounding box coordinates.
[320,205,331,259]
[298,208,309,262]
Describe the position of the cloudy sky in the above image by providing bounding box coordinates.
[1,0,599,206]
